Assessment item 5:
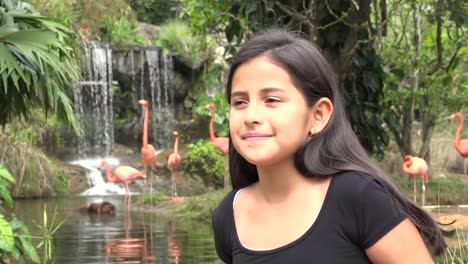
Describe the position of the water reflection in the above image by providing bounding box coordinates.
[13,195,218,264]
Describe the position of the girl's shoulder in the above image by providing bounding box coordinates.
[332,170,380,197]
[330,170,400,213]
[212,188,239,223]
[333,170,375,186]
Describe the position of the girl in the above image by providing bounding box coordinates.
[211,28,449,263]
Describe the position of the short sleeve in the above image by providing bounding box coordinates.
[357,179,406,249]
[211,194,234,263]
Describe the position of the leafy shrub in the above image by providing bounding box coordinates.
[0,165,39,263]
[183,139,225,189]
[105,14,148,47]
[153,19,216,69]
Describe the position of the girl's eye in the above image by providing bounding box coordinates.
[265,97,281,104]
[232,99,247,106]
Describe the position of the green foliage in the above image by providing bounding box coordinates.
[128,0,179,25]
[0,165,15,211]
[24,0,78,27]
[33,205,67,263]
[7,110,63,156]
[0,165,39,263]
[139,192,169,206]
[183,139,225,188]
[378,0,467,159]
[193,93,229,137]
[179,0,264,56]
[391,174,467,205]
[153,19,216,69]
[105,15,147,48]
[0,134,69,198]
[0,0,80,131]
[436,228,467,264]
[26,0,146,45]
[0,215,14,256]
[175,190,226,223]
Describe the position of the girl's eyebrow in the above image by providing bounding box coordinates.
[231,87,286,98]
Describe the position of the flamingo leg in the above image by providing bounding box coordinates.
[149,169,153,206]
[143,166,148,196]
[174,173,177,197]
[125,183,131,212]
[413,177,417,203]
[464,158,467,178]
[171,170,174,197]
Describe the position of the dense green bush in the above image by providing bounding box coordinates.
[0,165,39,263]
[153,19,216,69]
[128,0,179,25]
[183,139,224,189]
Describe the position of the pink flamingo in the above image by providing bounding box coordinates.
[204,103,229,155]
[205,103,230,191]
[167,131,181,197]
[138,100,156,171]
[449,112,468,178]
[138,100,156,197]
[402,155,429,206]
[98,160,145,210]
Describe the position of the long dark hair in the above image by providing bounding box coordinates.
[226,28,449,256]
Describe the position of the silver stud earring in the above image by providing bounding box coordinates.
[309,128,316,137]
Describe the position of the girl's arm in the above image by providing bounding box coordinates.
[366,218,435,263]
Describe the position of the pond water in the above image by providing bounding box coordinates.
[11,195,467,263]
[13,195,218,264]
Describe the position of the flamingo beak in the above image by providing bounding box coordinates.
[448,114,455,122]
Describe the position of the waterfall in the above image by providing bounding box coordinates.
[69,158,127,196]
[145,47,176,149]
[72,43,176,159]
[73,42,114,157]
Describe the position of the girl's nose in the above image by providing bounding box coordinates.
[244,103,263,125]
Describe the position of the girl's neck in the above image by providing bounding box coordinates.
[254,161,312,203]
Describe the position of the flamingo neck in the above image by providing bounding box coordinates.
[103,163,117,183]
[454,114,464,146]
[143,105,149,147]
[402,159,412,171]
[209,108,216,141]
[174,135,179,154]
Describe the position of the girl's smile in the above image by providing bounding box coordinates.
[242,132,273,141]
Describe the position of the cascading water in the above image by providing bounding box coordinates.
[144,47,176,149]
[71,43,176,195]
[69,158,127,196]
[73,42,114,158]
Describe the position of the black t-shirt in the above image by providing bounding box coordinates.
[211,171,406,263]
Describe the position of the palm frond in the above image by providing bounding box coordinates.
[0,1,80,131]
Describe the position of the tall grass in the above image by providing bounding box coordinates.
[436,228,468,264]
[0,134,68,198]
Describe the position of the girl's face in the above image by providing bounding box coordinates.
[229,55,314,167]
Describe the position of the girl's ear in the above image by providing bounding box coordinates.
[309,97,333,135]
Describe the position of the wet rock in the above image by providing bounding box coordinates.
[58,162,89,194]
